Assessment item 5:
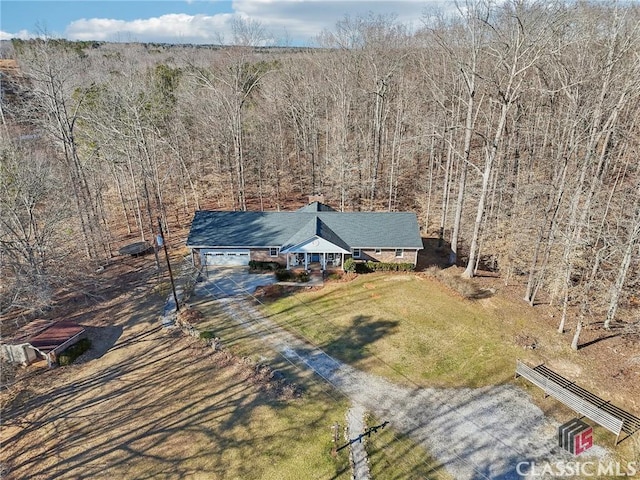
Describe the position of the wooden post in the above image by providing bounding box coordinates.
[331,423,340,457]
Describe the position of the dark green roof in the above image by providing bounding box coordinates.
[186,206,423,250]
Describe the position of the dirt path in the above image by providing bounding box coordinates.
[195,274,610,480]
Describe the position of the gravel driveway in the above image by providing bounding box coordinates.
[190,268,610,480]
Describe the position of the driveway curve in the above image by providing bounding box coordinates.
[191,268,607,480]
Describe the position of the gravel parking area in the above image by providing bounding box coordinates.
[192,268,612,479]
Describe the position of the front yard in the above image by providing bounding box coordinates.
[259,272,530,388]
[4,259,638,479]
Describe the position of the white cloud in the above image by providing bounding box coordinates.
[232,0,433,45]
[57,1,455,46]
[0,29,39,40]
[66,13,236,44]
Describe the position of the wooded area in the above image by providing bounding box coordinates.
[1,0,638,349]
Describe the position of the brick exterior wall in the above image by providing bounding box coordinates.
[357,248,418,265]
[195,247,417,268]
[250,248,286,265]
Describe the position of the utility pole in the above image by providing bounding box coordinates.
[158,217,179,312]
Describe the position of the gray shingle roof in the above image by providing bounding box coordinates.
[297,201,337,212]
[280,216,352,251]
[316,218,351,251]
[186,204,423,250]
[281,215,319,249]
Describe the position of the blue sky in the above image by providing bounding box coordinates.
[0,1,451,46]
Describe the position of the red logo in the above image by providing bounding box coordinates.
[574,427,593,454]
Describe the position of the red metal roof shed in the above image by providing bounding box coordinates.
[29,321,86,354]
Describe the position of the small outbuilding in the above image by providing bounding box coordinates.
[1,320,86,367]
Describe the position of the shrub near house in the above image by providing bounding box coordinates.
[344,258,414,274]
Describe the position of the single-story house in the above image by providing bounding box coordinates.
[186,202,423,270]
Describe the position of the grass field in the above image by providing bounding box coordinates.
[189,276,453,480]
[4,260,637,479]
[256,271,640,466]
[260,272,537,388]
[1,263,351,480]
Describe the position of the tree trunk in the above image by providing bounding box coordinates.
[605,195,640,329]
[463,98,510,278]
[571,319,582,351]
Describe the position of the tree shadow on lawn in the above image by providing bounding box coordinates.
[323,314,399,364]
[365,421,451,480]
[77,325,124,360]
[2,327,349,480]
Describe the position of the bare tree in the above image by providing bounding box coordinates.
[437,1,489,264]
[189,25,274,210]
[0,141,71,315]
[604,184,640,329]
[1,3,638,344]
[556,3,640,335]
[463,1,565,278]
[14,39,107,260]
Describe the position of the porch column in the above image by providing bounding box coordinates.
[322,253,326,270]
[286,254,290,270]
[304,253,308,270]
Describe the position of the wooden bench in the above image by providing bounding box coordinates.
[515,360,640,445]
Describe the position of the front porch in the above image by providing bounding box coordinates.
[286,252,344,271]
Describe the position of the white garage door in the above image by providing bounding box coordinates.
[203,249,250,266]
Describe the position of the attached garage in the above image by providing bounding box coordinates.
[202,249,250,266]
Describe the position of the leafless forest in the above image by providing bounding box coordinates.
[1,1,638,348]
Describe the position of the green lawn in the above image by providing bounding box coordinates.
[187,276,457,479]
[260,273,530,388]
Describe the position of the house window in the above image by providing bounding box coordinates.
[395,249,404,258]
[375,248,381,255]
[353,248,361,259]
[270,248,279,257]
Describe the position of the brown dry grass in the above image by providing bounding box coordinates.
[0,255,350,480]
[2,228,638,477]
